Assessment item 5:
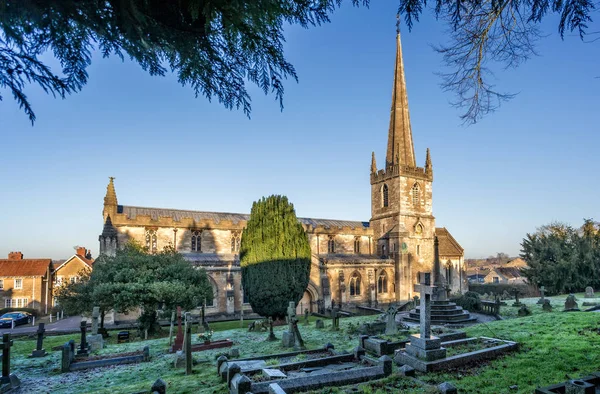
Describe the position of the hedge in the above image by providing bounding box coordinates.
[469,283,538,298]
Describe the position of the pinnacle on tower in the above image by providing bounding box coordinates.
[371,152,377,173]
[386,28,416,169]
[104,177,118,207]
[425,148,432,174]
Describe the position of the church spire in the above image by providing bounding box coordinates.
[386,22,416,168]
[425,148,432,175]
[371,152,377,173]
[104,177,118,207]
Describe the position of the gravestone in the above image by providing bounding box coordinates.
[564,294,580,312]
[30,323,47,357]
[282,302,297,348]
[330,307,340,331]
[512,288,522,307]
[585,287,594,298]
[77,320,88,356]
[396,274,447,367]
[537,286,546,305]
[184,312,192,375]
[315,319,324,329]
[384,305,398,335]
[168,311,176,345]
[542,299,553,312]
[87,306,104,351]
[151,378,167,394]
[172,306,184,351]
[517,305,531,317]
[1,334,20,390]
[304,309,309,325]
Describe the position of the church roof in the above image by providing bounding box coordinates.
[0,259,52,277]
[120,205,370,230]
[435,227,464,256]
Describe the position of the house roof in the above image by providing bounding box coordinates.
[53,254,94,273]
[435,227,464,256]
[506,258,527,268]
[467,269,490,277]
[120,205,370,230]
[0,259,52,277]
[492,267,523,279]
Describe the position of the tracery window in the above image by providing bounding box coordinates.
[145,229,157,253]
[382,184,389,207]
[411,183,420,205]
[327,236,335,254]
[349,272,361,296]
[378,271,388,294]
[191,230,202,252]
[231,231,241,253]
[354,237,361,254]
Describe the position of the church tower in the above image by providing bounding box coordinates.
[370,30,435,301]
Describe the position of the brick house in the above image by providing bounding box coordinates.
[0,252,53,313]
[52,247,94,307]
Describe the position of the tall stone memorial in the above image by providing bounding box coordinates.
[30,323,47,357]
[87,306,104,351]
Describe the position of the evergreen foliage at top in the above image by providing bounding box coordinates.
[521,219,600,294]
[55,241,212,333]
[240,195,311,320]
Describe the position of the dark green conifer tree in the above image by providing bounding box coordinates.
[240,195,311,340]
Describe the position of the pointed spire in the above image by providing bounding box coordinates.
[425,148,432,173]
[104,177,118,206]
[386,20,416,168]
[101,215,118,238]
[371,152,377,173]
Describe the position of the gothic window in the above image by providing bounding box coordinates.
[446,261,453,285]
[191,230,202,252]
[231,231,241,253]
[349,272,361,296]
[145,229,157,253]
[378,271,388,294]
[382,184,389,207]
[354,237,361,254]
[411,183,420,206]
[415,223,423,235]
[327,236,335,254]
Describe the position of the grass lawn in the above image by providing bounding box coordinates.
[7,301,600,393]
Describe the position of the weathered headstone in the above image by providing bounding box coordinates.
[517,304,531,317]
[172,306,184,351]
[542,299,553,312]
[87,306,104,351]
[30,323,47,357]
[330,307,340,331]
[282,302,297,348]
[151,378,167,394]
[564,294,580,312]
[77,321,88,356]
[304,308,309,325]
[184,312,192,375]
[168,311,176,345]
[1,334,20,390]
[315,319,324,329]
[384,305,398,335]
[537,286,546,305]
[585,287,595,298]
[512,288,522,307]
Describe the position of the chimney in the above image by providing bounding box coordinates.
[76,247,87,257]
[8,252,23,260]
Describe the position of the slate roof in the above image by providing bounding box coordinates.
[435,227,464,256]
[120,205,370,230]
[0,259,52,277]
[494,267,523,279]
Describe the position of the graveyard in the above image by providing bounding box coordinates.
[0,290,599,393]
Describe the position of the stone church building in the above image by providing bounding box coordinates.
[99,32,466,318]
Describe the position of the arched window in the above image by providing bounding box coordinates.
[145,229,157,253]
[382,184,389,207]
[354,237,361,254]
[415,223,423,235]
[411,183,420,205]
[446,261,453,286]
[350,272,361,296]
[377,271,388,294]
[191,230,202,252]
[327,236,335,254]
[231,231,241,253]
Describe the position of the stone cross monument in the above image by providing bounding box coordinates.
[30,323,47,357]
[537,286,546,304]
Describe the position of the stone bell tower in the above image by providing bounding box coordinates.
[370,29,435,301]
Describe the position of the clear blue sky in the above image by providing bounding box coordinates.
[0,2,598,260]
